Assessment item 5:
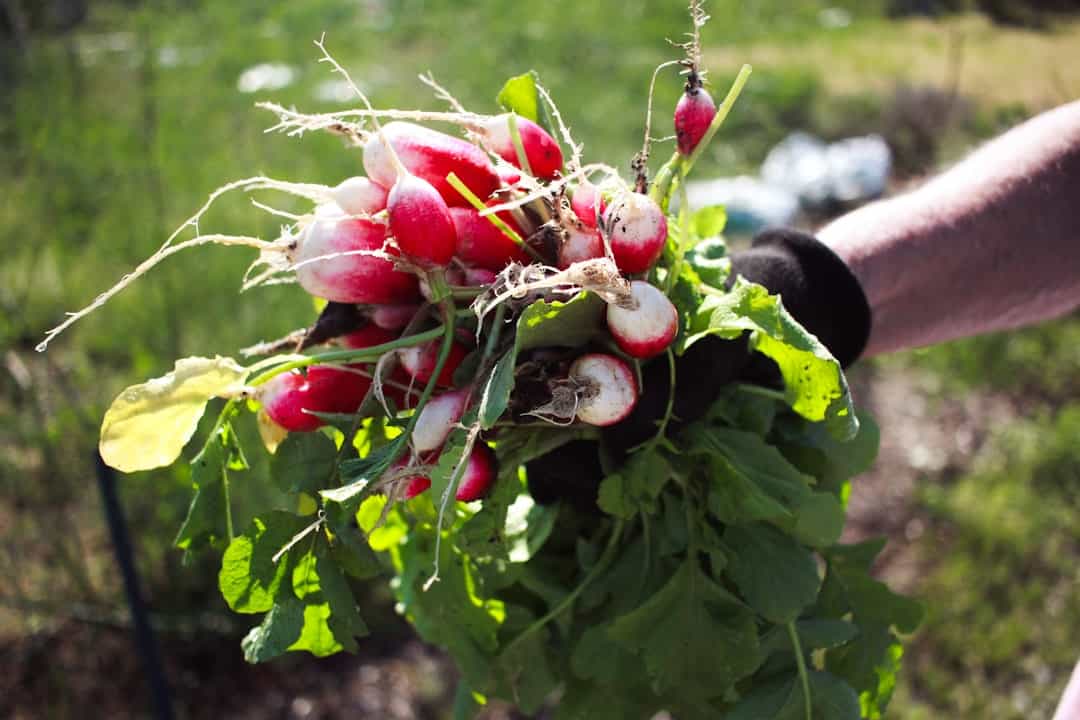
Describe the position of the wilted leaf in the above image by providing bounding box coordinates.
[100,356,247,472]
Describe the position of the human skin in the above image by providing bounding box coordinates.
[818,99,1080,357]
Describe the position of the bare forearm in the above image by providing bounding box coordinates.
[818,100,1080,357]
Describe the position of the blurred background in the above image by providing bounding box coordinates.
[1,0,1078,718]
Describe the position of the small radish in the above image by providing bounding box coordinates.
[293,207,420,304]
[601,192,668,274]
[399,339,470,387]
[387,172,457,268]
[450,204,529,271]
[460,267,497,287]
[340,322,398,350]
[569,354,638,427]
[674,84,717,156]
[557,225,605,270]
[480,114,563,181]
[371,303,420,330]
[330,176,389,215]
[363,121,499,206]
[401,444,497,502]
[606,280,678,359]
[571,181,606,228]
[259,366,371,432]
[412,388,469,453]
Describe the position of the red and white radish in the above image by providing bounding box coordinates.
[602,192,668,274]
[460,267,498,287]
[412,388,469,453]
[259,365,371,433]
[293,208,420,304]
[363,121,499,206]
[340,322,398,350]
[399,339,470,388]
[480,114,563,181]
[674,86,717,156]
[371,303,420,331]
[606,280,678,359]
[450,204,529,271]
[569,354,638,427]
[496,164,522,187]
[330,176,389,215]
[401,443,497,502]
[557,225,605,270]
[387,173,458,268]
[571,180,606,228]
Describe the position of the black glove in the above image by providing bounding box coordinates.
[527,228,871,509]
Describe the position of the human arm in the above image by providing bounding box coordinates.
[818,99,1080,357]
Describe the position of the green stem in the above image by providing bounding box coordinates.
[482,303,508,361]
[732,382,788,403]
[446,172,545,263]
[246,325,447,387]
[683,64,753,175]
[502,519,624,656]
[788,620,813,720]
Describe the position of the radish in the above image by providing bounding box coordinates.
[387,172,457,268]
[293,207,420,304]
[401,444,497,502]
[340,322,398,350]
[363,121,499,206]
[601,192,668,274]
[496,165,522,186]
[674,86,716,156]
[460,267,497,287]
[571,181,606,228]
[399,339,470,387]
[557,225,605,270]
[606,280,678,359]
[569,354,638,427]
[371,303,420,330]
[412,388,469,453]
[480,114,563,181]
[259,365,371,432]
[330,176,389,215]
[450,204,529,271]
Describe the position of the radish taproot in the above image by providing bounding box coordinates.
[602,192,668,274]
[399,339,470,387]
[363,121,499,206]
[569,354,638,426]
[480,114,563,181]
[450,204,529,271]
[292,208,420,304]
[606,280,678,358]
[330,176,389,215]
[412,388,469,453]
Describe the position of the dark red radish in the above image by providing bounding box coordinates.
[557,225,605,270]
[400,444,497,502]
[674,86,717,156]
[371,303,420,330]
[571,181,606,228]
[481,114,563,181]
[606,280,678,359]
[293,208,420,304]
[412,388,469,453]
[340,322,398,350]
[330,176,389,215]
[399,339,469,387]
[362,121,499,206]
[569,354,638,427]
[306,365,372,413]
[602,192,668,274]
[450,204,529,271]
[387,173,457,268]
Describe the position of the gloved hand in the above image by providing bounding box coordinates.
[526,228,872,510]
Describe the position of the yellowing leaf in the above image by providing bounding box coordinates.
[100,356,248,472]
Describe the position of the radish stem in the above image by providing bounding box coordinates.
[788,621,813,720]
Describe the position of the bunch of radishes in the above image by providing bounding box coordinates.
[250,70,718,505]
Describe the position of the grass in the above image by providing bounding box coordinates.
[2,1,1079,718]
